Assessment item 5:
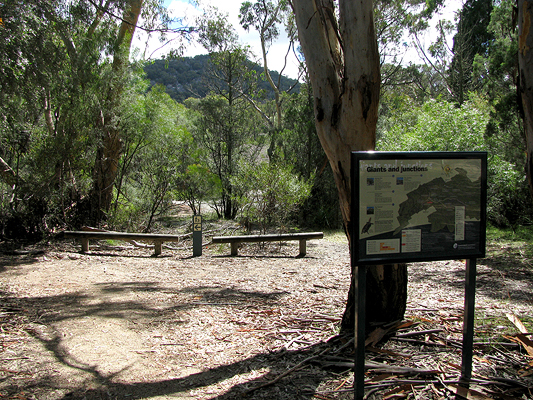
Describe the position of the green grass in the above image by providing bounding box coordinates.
[486,224,533,243]
[103,239,123,246]
[475,312,533,343]
[485,224,533,264]
[323,229,348,244]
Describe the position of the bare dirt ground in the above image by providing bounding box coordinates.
[0,221,532,399]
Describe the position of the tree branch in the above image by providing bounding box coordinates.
[0,157,21,187]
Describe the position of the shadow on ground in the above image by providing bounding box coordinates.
[407,251,533,307]
[55,344,335,399]
[0,286,349,400]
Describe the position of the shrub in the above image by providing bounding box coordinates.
[231,162,313,234]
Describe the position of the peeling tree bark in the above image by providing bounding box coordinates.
[291,0,407,333]
[518,0,533,199]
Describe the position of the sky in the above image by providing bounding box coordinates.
[133,0,463,81]
[133,0,300,78]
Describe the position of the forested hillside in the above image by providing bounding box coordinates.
[144,55,300,103]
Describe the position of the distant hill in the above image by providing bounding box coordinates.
[143,54,300,103]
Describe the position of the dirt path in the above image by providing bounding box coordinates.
[0,233,532,399]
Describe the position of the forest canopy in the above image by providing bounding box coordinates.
[0,0,530,241]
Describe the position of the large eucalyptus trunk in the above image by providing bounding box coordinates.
[291,0,407,333]
[518,0,533,199]
[90,0,143,224]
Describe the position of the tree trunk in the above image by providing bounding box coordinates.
[291,0,408,334]
[89,0,143,224]
[518,0,533,199]
[340,264,408,333]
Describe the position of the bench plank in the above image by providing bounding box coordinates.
[212,232,323,256]
[63,231,182,256]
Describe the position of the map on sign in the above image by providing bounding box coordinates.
[354,153,487,264]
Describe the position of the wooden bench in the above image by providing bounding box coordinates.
[63,231,182,256]
[211,232,324,256]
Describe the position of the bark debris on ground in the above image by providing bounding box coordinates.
[0,228,532,399]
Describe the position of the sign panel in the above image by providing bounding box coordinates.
[193,215,202,232]
[193,215,202,257]
[352,152,487,264]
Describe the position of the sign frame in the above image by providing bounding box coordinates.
[351,151,487,400]
[352,151,487,265]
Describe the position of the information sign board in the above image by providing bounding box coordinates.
[352,152,487,264]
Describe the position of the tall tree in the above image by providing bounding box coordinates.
[89,0,144,224]
[475,0,525,193]
[239,0,300,159]
[375,0,443,66]
[196,17,264,219]
[0,0,110,233]
[291,0,407,333]
[449,0,494,105]
[0,1,141,212]
[186,91,262,220]
[518,0,533,199]
[375,0,445,93]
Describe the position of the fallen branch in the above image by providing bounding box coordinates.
[319,359,441,376]
[130,240,153,248]
[389,336,457,348]
[443,383,494,400]
[244,345,331,394]
[395,329,445,338]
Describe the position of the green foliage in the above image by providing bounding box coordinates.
[177,163,221,215]
[279,84,342,228]
[374,0,444,66]
[486,156,533,227]
[185,78,264,219]
[109,84,195,232]
[143,55,300,103]
[279,87,319,178]
[231,162,313,233]
[378,93,533,228]
[0,0,116,234]
[449,0,494,105]
[378,95,489,152]
[473,0,523,170]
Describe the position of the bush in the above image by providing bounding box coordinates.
[378,94,533,227]
[231,162,313,234]
[487,155,533,227]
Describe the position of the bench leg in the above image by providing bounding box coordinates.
[154,241,162,256]
[81,238,89,253]
[230,242,239,256]
[299,239,306,256]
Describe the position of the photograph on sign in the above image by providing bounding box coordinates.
[353,152,487,264]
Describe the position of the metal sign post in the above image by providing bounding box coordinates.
[353,264,367,400]
[192,215,202,257]
[461,258,477,381]
[351,151,487,399]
